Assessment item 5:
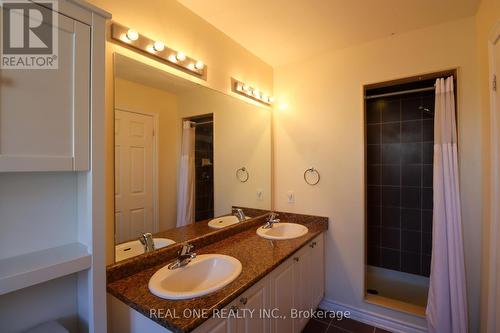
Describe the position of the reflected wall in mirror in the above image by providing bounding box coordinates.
[113,54,271,262]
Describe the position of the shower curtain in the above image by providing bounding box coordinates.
[426,77,468,333]
[176,121,195,227]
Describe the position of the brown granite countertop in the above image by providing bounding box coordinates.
[117,207,270,246]
[107,212,328,333]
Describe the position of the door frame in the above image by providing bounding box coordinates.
[486,19,500,333]
[115,107,160,234]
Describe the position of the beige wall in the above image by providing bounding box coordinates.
[115,78,179,236]
[273,16,481,330]
[476,0,500,331]
[85,0,273,264]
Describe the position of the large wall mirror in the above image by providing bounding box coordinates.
[113,54,272,262]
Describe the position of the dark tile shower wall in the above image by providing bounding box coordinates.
[366,92,434,277]
[194,117,214,222]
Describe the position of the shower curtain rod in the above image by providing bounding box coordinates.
[189,120,213,127]
[365,86,435,100]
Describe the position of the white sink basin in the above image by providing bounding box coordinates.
[208,215,250,229]
[256,223,308,240]
[149,254,242,300]
[115,238,176,262]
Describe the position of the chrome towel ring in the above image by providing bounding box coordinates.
[304,167,320,185]
[236,167,249,183]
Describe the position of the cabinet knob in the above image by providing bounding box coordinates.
[294,257,299,262]
[240,297,248,305]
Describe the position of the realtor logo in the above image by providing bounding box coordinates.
[1,0,58,69]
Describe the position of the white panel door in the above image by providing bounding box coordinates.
[115,110,154,243]
[0,5,90,171]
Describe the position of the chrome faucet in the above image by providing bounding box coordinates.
[168,244,196,270]
[232,208,246,222]
[262,213,280,229]
[139,233,155,253]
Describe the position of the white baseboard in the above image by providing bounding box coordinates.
[319,298,428,333]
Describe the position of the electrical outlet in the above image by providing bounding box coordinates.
[257,189,263,201]
[287,191,295,204]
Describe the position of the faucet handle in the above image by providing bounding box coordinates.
[139,232,155,252]
[268,212,279,221]
[180,243,194,255]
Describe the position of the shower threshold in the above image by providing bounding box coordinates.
[364,265,428,317]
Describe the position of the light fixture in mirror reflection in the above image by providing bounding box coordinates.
[111,22,206,78]
[112,54,272,262]
[231,78,274,105]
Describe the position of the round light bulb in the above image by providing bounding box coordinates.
[253,90,261,98]
[176,52,186,61]
[262,94,269,102]
[126,29,139,41]
[236,83,243,91]
[187,63,196,71]
[242,85,250,92]
[168,54,178,63]
[269,97,275,103]
[195,60,204,70]
[153,41,165,52]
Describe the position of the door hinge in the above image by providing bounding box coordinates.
[494,74,497,92]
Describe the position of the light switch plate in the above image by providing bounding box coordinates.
[287,191,295,204]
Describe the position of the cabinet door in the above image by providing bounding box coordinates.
[293,245,314,333]
[311,235,325,307]
[0,5,90,172]
[234,278,270,333]
[196,318,232,333]
[270,257,295,333]
[194,308,235,333]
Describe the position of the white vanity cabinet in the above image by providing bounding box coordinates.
[0,3,91,172]
[195,277,270,333]
[233,276,271,333]
[196,233,324,333]
[110,233,325,333]
[195,234,324,333]
[271,234,324,333]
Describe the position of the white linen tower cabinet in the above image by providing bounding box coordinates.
[0,0,110,332]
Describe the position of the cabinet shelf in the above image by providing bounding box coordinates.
[0,242,91,295]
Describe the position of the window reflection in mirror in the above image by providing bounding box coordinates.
[113,54,271,262]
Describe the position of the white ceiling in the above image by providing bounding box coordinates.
[177,0,480,67]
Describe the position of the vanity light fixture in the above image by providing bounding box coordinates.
[176,52,186,61]
[111,22,206,78]
[231,78,273,106]
[167,54,178,63]
[126,29,139,41]
[153,41,165,52]
[195,60,204,70]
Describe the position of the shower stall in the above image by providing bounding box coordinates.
[189,115,214,222]
[363,71,456,315]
